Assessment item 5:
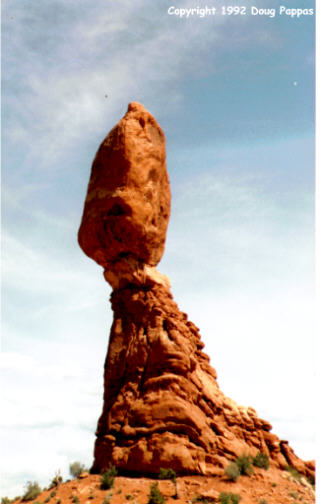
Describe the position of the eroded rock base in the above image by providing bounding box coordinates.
[91,281,314,481]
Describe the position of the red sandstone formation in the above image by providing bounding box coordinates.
[78,102,314,481]
[78,101,170,290]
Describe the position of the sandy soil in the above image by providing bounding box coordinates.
[10,466,315,504]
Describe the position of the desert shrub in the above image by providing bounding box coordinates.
[2,499,14,504]
[159,468,177,498]
[307,474,315,486]
[126,496,133,500]
[284,465,302,482]
[159,468,176,481]
[253,452,269,470]
[259,500,268,504]
[235,455,254,476]
[192,496,215,503]
[22,481,42,501]
[49,491,56,498]
[219,493,242,504]
[225,462,240,481]
[148,482,165,504]
[69,461,86,478]
[100,466,117,490]
[71,497,80,504]
[49,471,63,489]
[44,497,50,503]
[102,495,112,504]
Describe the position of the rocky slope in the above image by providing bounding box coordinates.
[10,468,316,504]
[78,102,315,482]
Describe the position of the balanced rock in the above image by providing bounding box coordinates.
[78,103,314,482]
[78,102,170,289]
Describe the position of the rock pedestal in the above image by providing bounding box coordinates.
[78,102,314,481]
[78,101,170,282]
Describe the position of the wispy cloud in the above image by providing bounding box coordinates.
[0,346,103,496]
[2,0,279,170]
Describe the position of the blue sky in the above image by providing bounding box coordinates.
[1,0,315,498]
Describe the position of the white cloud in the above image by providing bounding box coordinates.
[0,425,94,498]
[0,347,104,497]
[1,230,105,301]
[3,0,279,170]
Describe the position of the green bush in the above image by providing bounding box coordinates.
[22,481,42,501]
[284,465,302,482]
[159,468,176,482]
[100,466,117,490]
[225,462,240,481]
[148,482,165,504]
[235,455,254,476]
[307,474,315,486]
[192,496,215,503]
[49,472,63,489]
[71,497,80,504]
[159,468,177,498]
[219,493,242,504]
[2,499,14,504]
[69,461,86,478]
[253,452,269,470]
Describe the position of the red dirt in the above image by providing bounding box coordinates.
[13,467,315,504]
